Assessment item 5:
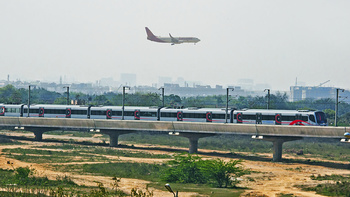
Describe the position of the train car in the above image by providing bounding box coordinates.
[233,109,327,126]
[0,104,25,117]
[0,104,90,119]
[89,106,160,120]
[159,107,232,123]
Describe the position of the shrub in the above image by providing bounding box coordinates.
[162,153,247,188]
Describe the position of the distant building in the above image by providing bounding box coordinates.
[290,86,350,103]
[158,76,172,87]
[120,73,136,87]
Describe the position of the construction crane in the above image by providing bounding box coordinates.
[317,80,330,87]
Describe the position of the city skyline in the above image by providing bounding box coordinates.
[1,73,342,91]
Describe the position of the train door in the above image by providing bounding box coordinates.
[106,109,112,119]
[39,108,44,117]
[0,106,5,116]
[66,108,72,118]
[230,109,235,123]
[87,106,92,119]
[177,111,183,121]
[134,110,140,120]
[20,105,24,117]
[157,108,161,121]
[256,113,262,124]
[206,112,212,122]
[236,113,243,123]
[275,113,282,125]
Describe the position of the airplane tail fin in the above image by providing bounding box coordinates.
[145,27,157,40]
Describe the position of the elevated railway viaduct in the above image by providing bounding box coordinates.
[0,117,348,162]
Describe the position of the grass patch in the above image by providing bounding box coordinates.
[310,174,350,181]
[33,145,172,159]
[55,162,166,182]
[0,191,47,197]
[45,130,101,138]
[0,167,78,187]
[0,167,127,196]
[298,174,350,196]
[2,148,109,163]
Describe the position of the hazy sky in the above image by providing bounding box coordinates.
[1,0,349,91]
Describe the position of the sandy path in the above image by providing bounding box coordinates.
[1,132,350,196]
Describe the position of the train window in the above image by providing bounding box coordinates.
[112,111,122,116]
[5,108,20,113]
[212,114,226,119]
[315,112,327,124]
[242,115,256,120]
[140,112,156,117]
[309,115,316,122]
[261,115,274,121]
[124,111,134,116]
[91,111,105,115]
[302,116,308,121]
[161,112,177,118]
[29,109,39,113]
[45,109,65,114]
[183,113,206,119]
[71,110,87,115]
[282,116,295,121]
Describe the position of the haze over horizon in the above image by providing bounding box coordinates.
[1,1,349,91]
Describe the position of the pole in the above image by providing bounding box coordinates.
[335,88,344,127]
[225,88,234,123]
[265,89,270,109]
[225,88,229,123]
[159,87,164,107]
[27,85,31,117]
[64,86,70,105]
[122,86,130,120]
[67,87,69,105]
[122,87,125,120]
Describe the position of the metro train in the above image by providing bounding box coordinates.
[0,104,328,126]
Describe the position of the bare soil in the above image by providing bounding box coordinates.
[1,132,350,197]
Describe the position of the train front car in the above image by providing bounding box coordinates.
[232,109,328,126]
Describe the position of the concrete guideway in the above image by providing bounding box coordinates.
[0,117,348,162]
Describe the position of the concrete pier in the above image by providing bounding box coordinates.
[252,135,302,162]
[100,129,136,147]
[25,127,58,141]
[169,132,215,153]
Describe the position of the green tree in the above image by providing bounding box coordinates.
[203,159,246,188]
[162,153,206,184]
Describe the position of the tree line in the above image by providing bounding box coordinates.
[1,84,349,125]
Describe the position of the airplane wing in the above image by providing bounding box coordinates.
[169,33,180,44]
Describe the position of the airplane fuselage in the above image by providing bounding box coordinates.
[145,27,200,45]
[149,36,200,44]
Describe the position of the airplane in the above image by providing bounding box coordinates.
[145,27,200,45]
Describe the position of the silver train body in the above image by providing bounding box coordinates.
[0,104,327,126]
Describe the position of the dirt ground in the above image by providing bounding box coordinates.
[0,132,350,197]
